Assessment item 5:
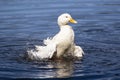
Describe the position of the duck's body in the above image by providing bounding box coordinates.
[52,25,74,58]
[27,13,84,60]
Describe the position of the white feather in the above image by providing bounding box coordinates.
[27,38,56,60]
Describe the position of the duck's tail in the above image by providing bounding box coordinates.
[74,46,84,58]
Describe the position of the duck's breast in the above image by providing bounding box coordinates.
[53,26,74,48]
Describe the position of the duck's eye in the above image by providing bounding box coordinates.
[66,16,68,18]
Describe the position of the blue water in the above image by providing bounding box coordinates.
[0,0,120,80]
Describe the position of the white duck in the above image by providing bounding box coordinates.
[27,13,84,60]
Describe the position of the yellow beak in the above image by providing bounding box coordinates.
[69,18,77,23]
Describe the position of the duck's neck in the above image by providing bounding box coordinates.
[59,25,72,30]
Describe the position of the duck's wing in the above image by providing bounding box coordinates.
[27,38,56,60]
[43,37,53,45]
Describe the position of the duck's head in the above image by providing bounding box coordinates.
[58,13,77,26]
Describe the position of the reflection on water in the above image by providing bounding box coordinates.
[31,59,75,78]
[53,60,74,78]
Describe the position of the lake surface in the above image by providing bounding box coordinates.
[0,0,120,80]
